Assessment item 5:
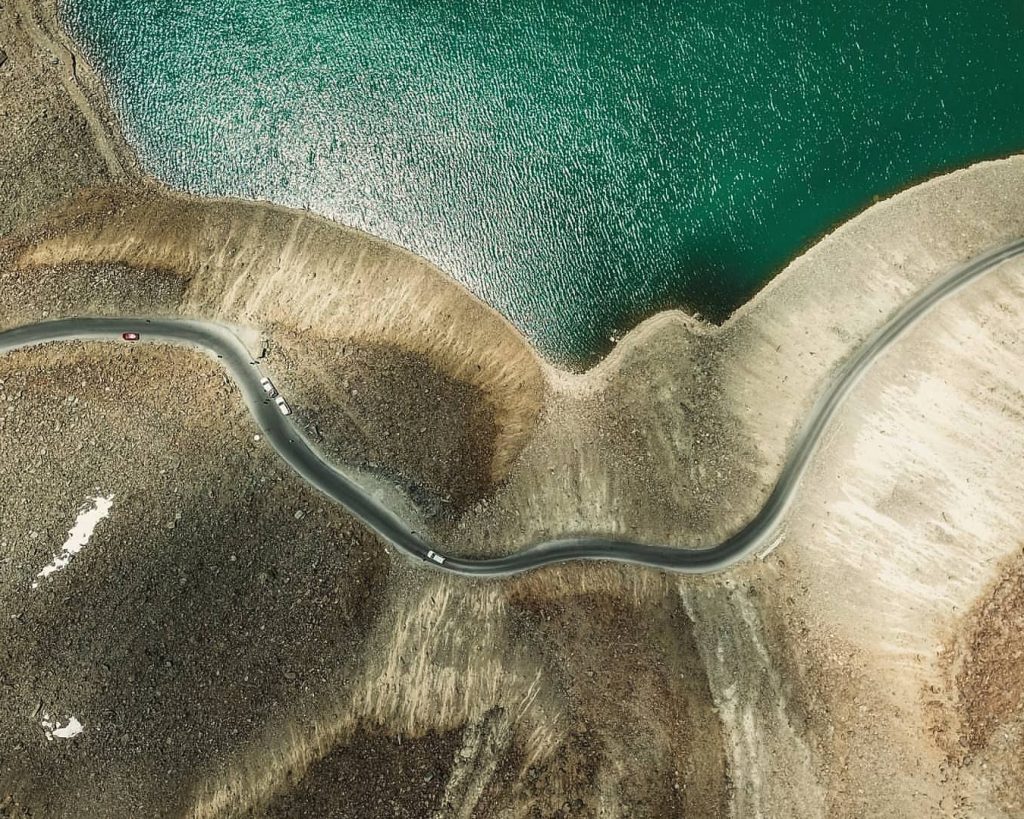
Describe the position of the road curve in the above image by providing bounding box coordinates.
[2,238,1023,575]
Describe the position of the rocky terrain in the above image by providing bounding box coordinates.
[2,0,1024,816]
[0,347,727,817]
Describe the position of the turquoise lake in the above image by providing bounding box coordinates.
[63,0,1024,366]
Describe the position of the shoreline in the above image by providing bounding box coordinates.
[17,0,140,181]
[7,0,1024,551]
[45,0,1024,375]
[6,234,1023,574]
[6,73,1024,547]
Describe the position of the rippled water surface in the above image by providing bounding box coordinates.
[64,0,1024,366]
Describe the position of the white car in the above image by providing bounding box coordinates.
[259,377,276,395]
[274,395,292,416]
[426,550,445,565]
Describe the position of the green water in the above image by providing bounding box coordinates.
[63,0,1024,367]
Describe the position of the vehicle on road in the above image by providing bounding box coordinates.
[259,377,276,395]
[121,332,140,341]
[274,395,292,416]
[426,550,446,565]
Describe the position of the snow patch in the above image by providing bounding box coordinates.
[32,495,114,588]
[41,714,84,741]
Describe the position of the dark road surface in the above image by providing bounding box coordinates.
[2,237,1022,575]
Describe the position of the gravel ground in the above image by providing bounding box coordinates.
[0,345,730,818]
[0,345,390,816]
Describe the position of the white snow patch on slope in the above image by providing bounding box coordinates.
[33,495,114,588]
[41,714,84,741]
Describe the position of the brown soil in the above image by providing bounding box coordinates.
[0,347,725,819]
[503,570,729,817]
[259,725,464,818]
[948,548,1024,813]
[221,576,731,819]
[0,259,187,321]
[0,345,390,817]
[955,548,1024,752]
[269,332,499,518]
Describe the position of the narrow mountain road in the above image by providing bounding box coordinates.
[2,237,1022,575]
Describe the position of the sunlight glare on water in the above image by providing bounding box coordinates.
[63,0,1024,367]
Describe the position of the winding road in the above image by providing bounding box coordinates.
[2,238,1023,575]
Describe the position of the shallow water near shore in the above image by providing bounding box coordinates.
[63,0,1024,367]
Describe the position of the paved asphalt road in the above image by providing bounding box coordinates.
[2,237,1022,575]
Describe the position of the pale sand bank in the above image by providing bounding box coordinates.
[455,156,1024,554]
